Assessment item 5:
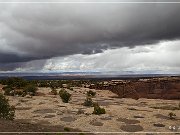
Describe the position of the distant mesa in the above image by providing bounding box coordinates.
[88,76,180,100]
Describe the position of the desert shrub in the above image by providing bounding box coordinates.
[50,88,57,95]
[83,97,93,107]
[59,89,71,103]
[0,93,15,120]
[92,103,106,115]
[4,87,14,96]
[87,90,96,97]
[24,85,37,96]
[59,88,65,95]
[3,86,26,97]
[168,112,176,119]
[1,78,28,88]
[38,81,49,87]
[64,127,70,132]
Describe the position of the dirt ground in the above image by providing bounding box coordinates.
[0,86,180,134]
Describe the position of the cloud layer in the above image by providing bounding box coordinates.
[42,40,180,73]
[0,1,180,72]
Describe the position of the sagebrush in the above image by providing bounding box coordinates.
[0,93,15,120]
[59,89,71,103]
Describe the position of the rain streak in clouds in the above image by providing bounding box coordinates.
[0,0,180,73]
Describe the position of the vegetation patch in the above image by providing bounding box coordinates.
[23,85,38,96]
[3,87,14,96]
[59,89,71,103]
[92,103,106,115]
[2,80,37,97]
[1,78,28,89]
[83,97,94,107]
[0,93,15,120]
[87,90,96,97]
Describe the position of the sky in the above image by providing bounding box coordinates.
[0,0,180,74]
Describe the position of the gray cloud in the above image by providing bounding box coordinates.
[43,40,180,73]
[0,1,180,71]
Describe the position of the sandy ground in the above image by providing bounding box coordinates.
[1,86,180,134]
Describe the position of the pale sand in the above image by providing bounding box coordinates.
[4,87,180,133]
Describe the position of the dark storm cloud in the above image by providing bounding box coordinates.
[0,1,180,65]
[0,58,46,71]
[0,52,36,63]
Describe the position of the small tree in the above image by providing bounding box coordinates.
[92,103,106,115]
[83,97,93,107]
[59,89,71,103]
[0,93,15,120]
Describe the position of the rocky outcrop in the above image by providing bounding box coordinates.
[91,77,180,100]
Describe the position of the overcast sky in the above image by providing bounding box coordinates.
[0,0,180,73]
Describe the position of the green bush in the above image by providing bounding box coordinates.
[3,86,26,97]
[92,103,106,115]
[24,85,37,96]
[59,88,65,95]
[1,78,28,88]
[0,93,15,120]
[87,90,96,97]
[59,89,71,103]
[83,97,93,107]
